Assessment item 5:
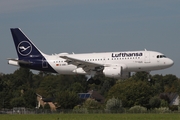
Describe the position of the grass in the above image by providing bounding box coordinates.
[1,113,180,120]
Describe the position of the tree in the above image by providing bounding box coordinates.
[107,80,156,108]
[37,74,60,96]
[68,82,85,93]
[149,96,161,109]
[100,77,116,97]
[160,99,169,107]
[55,91,80,109]
[13,67,33,89]
[23,89,36,108]
[1,66,180,111]
[163,74,178,87]
[151,74,164,93]
[131,72,150,81]
[10,97,25,107]
[0,73,16,108]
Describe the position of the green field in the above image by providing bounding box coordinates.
[1,113,180,120]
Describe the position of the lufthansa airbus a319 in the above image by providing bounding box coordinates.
[8,28,174,85]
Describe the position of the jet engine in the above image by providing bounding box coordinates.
[103,65,130,79]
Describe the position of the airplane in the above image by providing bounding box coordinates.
[8,28,174,85]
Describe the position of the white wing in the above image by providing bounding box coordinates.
[60,56,106,72]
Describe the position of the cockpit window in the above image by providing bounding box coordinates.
[161,55,166,58]
[157,55,166,58]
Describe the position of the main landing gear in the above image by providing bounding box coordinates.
[86,74,101,85]
[87,78,101,85]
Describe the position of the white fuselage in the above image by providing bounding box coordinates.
[44,50,173,75]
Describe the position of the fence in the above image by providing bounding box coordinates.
[1,108,180,114]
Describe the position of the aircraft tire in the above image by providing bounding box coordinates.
[94,79,101,85]
[88,78,94,84]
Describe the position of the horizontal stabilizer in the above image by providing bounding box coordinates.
[8,58,31,66]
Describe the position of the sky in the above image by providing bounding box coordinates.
[0,0,180,77]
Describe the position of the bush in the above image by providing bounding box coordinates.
[128,105,147,113]
[73,98,102,113]
[149,96,161,108]
[152,107,170,113]
[169,105,178,111]
[105,97,124,113]
[154,107,170,113]
[73,105,88,113]
[83,98,101,110]
[160,99,169,107]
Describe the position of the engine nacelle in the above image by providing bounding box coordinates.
[103,65,130,79]
[73,68,86,74]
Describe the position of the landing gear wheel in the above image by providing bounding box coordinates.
[88,78,94,84]
[94,79,101,85]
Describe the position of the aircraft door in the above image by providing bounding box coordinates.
[42,58,48,68]
[144,52,150,63]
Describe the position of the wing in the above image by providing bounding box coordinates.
[60,56,106,72]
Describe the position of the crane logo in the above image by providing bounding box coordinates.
[17,41,32,56]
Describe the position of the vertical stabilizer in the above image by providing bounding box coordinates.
[9,28,57,73]
[10,28,44,59]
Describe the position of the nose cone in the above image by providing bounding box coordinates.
[167,58,174,67]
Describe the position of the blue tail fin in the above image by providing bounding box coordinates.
[10,28,57,73]
[10,28,43,59]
